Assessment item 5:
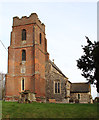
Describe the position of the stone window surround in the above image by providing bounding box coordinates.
[53,80,61,94]
[21,66,26,73]
[22,40,26,44]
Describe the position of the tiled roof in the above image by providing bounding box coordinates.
[70,82,90,93]
[48,59,68,79]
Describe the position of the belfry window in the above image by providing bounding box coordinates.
[22,78,25,91]
[22,29,26,40]
[54,81,61,94]
[40,33,42,44]
[22,50,26,61]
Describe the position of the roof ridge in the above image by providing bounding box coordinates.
[48,59,68,79]
[71,82,89,84]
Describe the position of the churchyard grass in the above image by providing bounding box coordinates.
[0,100,2,120]
[2,101,98,119]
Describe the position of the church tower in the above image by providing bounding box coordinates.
[5,13,49,101]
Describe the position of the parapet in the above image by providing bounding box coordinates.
[13,13,45,32]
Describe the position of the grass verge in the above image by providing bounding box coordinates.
[2,101,98,118]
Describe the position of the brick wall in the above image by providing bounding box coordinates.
[5,13,47,101]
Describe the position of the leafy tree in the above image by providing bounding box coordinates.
[0,73,5,99]
[77,36,99,93]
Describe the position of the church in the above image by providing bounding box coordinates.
[5,13,93,103]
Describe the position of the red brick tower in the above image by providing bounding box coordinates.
[5,13,49,101]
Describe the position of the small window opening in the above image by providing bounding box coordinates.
[22,29,26,40]
[22,50,26,61]
[78,94,80,99]
[40,33,42,44]
[22,79,24,91]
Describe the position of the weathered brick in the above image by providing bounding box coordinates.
[5,13,47,101]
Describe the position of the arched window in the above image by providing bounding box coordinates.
[54,80,61,94]
[22,50,26,61]
[22,78,24,91]
[40,33,42,44]
[22,29,26,40]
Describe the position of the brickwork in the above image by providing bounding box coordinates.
[5,13,47,101]
[5,13,92,103]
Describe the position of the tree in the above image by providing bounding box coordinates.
[0,73,5,99]
[77,36,99,93]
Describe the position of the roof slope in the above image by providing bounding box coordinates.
[48,59,68,79]
[70,83,90,93]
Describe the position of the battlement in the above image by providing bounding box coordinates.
[13,13,45,32]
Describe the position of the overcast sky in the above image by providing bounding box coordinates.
[0,1,98,99]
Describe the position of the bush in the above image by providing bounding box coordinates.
[75,99,79,103]
[94,97,99,103]
[69,98,74,103]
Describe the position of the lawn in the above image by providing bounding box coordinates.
[0,100,2,120]
[2,101,98,119]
